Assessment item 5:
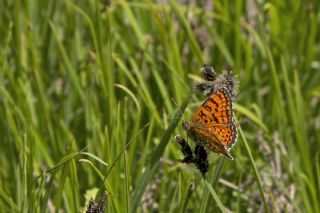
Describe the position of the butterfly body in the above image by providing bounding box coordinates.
[183,88,237,159]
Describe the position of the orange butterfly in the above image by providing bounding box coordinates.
[183,87,237,159]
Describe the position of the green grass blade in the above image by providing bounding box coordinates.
[204,179,227,213]
[132,93,192,211]
[0,189,19,212]
[238,124,270,213]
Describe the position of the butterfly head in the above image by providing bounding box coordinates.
[182,120,190,131]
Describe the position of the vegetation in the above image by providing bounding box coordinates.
[0,0,319,212]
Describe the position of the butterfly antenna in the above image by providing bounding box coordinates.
[170,98,185,122]
[171,98,190,142]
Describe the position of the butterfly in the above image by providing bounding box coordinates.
[183,87,237,159]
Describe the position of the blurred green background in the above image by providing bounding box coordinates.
[0,0,320,212]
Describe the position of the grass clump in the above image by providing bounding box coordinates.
[0,1,320,212]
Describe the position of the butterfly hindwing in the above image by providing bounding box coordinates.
[208,123,237,150]
[187,125,233,159]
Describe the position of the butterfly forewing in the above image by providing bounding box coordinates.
[191,88,233,125]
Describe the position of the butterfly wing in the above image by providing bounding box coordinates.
[191,88,233,125]
[187,125,233,159]
[188,87,237,156]
[207,123,237,150]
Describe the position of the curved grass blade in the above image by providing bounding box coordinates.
[238,124,270,213]
[80,159,119,212]
[96,122,151,200]
[234,103,269,132]
[131,93,192,211]
[178,176,202,213]
[0,189,19,211]
[204,179,227,213]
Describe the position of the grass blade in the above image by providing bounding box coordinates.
[132,93,192,211]
[238,124,269,213]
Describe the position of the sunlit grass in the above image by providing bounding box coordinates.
[0,0,319,212]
